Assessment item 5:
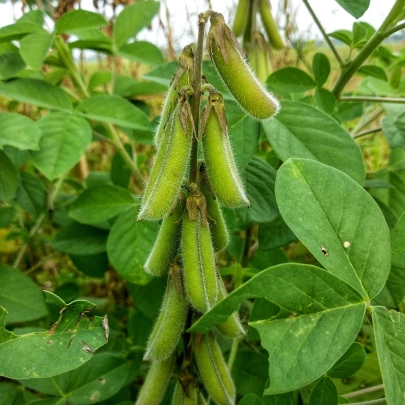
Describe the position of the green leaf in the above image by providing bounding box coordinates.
[118,41,164,65]
[237,157,279,224]
[17,10,44,27]
[0,112,41,151]
[188,263,366,394]
[32,113,92,180]
[0,382,37,405]
[52,222,109,255]
[392,211,405,268]
[70,253,109,278]
[0,300,107,379]
[56,10,107,34]
[107,207,158,285]
[328,30,352,47]
[258,217,296,250]
[232,350,269,397]
[20,32,54,71]
[142,61,178,86]
[69,185,136,225]
[312,53,330,87]
[382,116,405,149]
[88,71,112,90]
[239,394,262,405]
[114,1,160,49]
[262,102,365,185]
[334,0,370,19]
[20,353,136,403]
[267,67,316,94]
[275,159,391,298]
[15,172,46,216]
[373,306,405,405]
[309,377,338,405]
[0,23,45,42]
[358,65,388,81]
[229,116,260,170]
[0,79,72,112]
[0,151,18,202]
[76,94,150,131]
[114,76,166,97]
[111,146,132,188]
[0,264,48,323]
[315,88,336,115]
[263,393,293,405]
[0,52,25,79]
[328,342,366,378]
[352,22,367,47]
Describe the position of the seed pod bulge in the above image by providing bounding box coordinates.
[215,278,245,339]
[135,353,175,405]
[171,380,199,405]
[200,178,229,252]
[139,95,193,221]
[207,13,279,120]
[232,0,250,37]
[181,211,218,313]
[193,332,236,405]
[144,200,183,276]
[154,45,194,148]
[144,270,188,361]
[258,0,285,50]
[201,93,249,208]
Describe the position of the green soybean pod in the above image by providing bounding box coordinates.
[215,278,245,339]
[144,200,183,276]
[135,353,175,405]
[139,98,193,221]
[258,0,285,50]
[201,93,249,208]
[200,180,229,252]
[144,273,188,361]
[193,332,236,405]
[154,45,194,148]
[171,380,199,405]
[181,213,218,313]
[207,12,279,120]
[232,0,250,37]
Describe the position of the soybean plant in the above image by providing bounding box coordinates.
[135,9,279,405]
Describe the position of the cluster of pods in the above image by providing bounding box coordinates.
[135,12,279,405]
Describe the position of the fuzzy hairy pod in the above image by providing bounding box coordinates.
[215,278,245,339]
[248,33,272,84]
[139,93,194,221]
[200,93,249,208]
[144,200,183,276]
[207,12,279,120]
[200,178,229,252]
[135,353,175,405]
[144,270,188,361]
[232,0,250,37]
[171,380,199,405]
[193,332,236,405]
[258,0,284,50]
[181,211,218,313]
[154,45,194,148]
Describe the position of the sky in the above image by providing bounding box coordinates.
[0,0,399,50]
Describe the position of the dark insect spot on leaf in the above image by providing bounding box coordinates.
[82,340,95,353]
[320,246,329,256]
[47,340,53,345]
[98,377,106,384]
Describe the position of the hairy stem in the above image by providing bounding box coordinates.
[344,384,385,399]
[332,0,405,97]
[189,12,209,183]
[302,0,344,68]
[341,96,405,104]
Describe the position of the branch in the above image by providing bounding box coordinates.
[340,96,405,104]
[352,126,382,139]
[332,0,405,98]
[349,399,386,405]
[343,384,385,399]
[384,21,405,38]
[302,0,345,68]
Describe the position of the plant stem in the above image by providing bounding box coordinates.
[227,337,241,371]
[348,399,386,405]
[189,12,209,183]
[302,0,344,68]
[351,106,384,135]
[385,21,405,37]
[343,384,385,399]
[341,96,405,104]
[332,0,405,98]
[353,126,382,139]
